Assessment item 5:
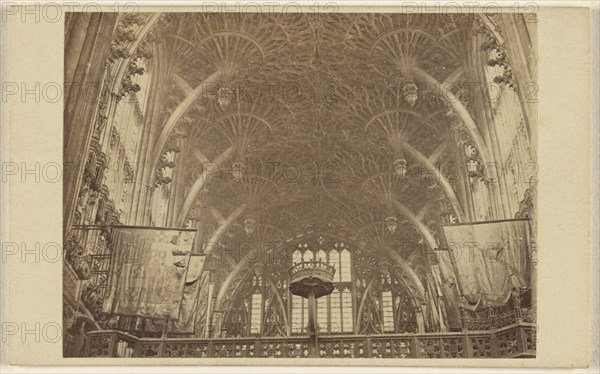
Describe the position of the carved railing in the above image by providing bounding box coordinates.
[85,323,536,358]
[460,295,535,331]
[86,330,138,358]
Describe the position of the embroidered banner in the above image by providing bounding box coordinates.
[116,256,209,335]
[441,219,531,308]
[172,255,206,334]
[102,227,196,320]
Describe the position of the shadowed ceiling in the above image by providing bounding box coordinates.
[147,12,487,262]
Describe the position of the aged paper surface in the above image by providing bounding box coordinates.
[1,1,597,371]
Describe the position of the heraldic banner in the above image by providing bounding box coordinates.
[116,255,208,335]
[441,219,532,309]
[102,226,196,320]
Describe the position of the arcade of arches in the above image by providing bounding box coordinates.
[63,12,537,358]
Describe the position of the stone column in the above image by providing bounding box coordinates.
[64,13,117,235]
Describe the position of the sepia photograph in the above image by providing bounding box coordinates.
[61,10,540,360]
[1,0,598,369]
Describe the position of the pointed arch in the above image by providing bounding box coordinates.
[212,230,430,330]
[403,142,466,222]
[203,204,247,255]
[112,13,164,96]
[414,67,490,165]
[175,146,235,226]
[149,71,222,175]
[393,200,437,249]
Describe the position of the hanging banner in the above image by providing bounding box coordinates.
[102,226,196,320]
[116,256,208,335]
[172,255,207,334]
[193,271,212,338]
[430,264,462,330]
[441,219,531,308]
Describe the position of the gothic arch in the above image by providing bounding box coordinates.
[211,228,431,335]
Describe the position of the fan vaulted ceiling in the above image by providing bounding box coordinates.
[151,12,484,259]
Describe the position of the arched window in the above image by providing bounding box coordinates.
[316,249,327,262]
[224,272,264,337]
[249,291,263,334]
[221,252,290,338]
[302,248,313,262]
[292,249,302,264]
[381,274,395,332]
[378,271,417,333]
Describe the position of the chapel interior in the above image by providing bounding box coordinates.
[63,11,538,359]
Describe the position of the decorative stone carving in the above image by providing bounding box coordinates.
[107,43,130,63]
[153,169,172,188]
[217,86,234,109]
[402,82,418,107]
[393,158,407,178]
[64,232,92,280]
[92,83,112,140]
[132,40,153,61]
[81,283,105,318]
[164,134,182,154]
[127,59,145,77]
[109,127,119,149]
[133,98,145,125]
[492,67,517,90]
[158,154,176,169]
[117,75,141,101]
[107,13,146,64]
[384,216,398,234]
[119,13,146,29]
[244,216,257,236]
[515,186,536,220]
[474,18,517,91]
[79,146,107,224]
[123,159,136,183]
[114,28,137,44]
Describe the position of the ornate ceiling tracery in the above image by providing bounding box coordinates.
[139,12,501,276]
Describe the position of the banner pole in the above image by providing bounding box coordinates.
[159,315,169,357]
[161,317,168,339]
